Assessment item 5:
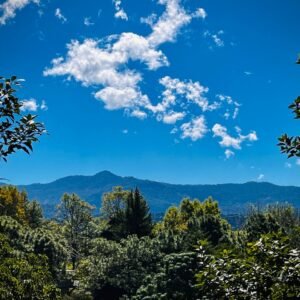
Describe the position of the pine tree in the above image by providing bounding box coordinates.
[125,188,152,237]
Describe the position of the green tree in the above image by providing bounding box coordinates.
[0,233,61,299]
[56,193,94,269]
[196,233,300,299]
[0,76,45,162]
[134,251,198,300]
[154,197,233,250]
[125,188,152,237]
[101,186,130,240]
[25,200,43,229]
[78,235,162,299]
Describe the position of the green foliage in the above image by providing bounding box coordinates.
[243,206,281,242]
[196,233,300,299]
[134,252,198,300]
[0,76,45,161]
[78,235,162,299]
[154,197,233,250]
[56,193,94,269]
[0,233,61,299]
[125,188,152,237]
[101,187,152,240]
[25,200,43,228]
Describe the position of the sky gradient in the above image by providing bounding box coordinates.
[0,0,300,186]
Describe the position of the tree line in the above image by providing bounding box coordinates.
[0,185,299,299]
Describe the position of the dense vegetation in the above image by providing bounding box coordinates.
[0,185,299,299]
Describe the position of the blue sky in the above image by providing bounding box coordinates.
[0,0,300,186]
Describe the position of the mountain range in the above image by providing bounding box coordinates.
[12,170,300,217]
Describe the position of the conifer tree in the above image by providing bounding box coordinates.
[125,188,152,237]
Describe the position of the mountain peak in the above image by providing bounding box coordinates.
[94,170,118,177]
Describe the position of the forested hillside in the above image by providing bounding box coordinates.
[12,170,300,217]
[0,185,299,299]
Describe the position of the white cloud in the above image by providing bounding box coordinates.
[55,8,67,23]
[257,174,265,181]
[212,123,258,149]
[181,116,207,141]
[40,99,48,111]
[113,0,128,21]
[193,8,207,19]
[21,98,38,111]
[216,94,240,119]
[140,13,157,26]
[21,98,47,112]
[225,149,234,159]
[0,0,39,25]
[204,30,224,47]
[147,0,192,47]
[44,0,258,150]
[157,76,210,112]
[84,17,94,26]
[162,111,185,124]
[129,109,147,119]
[44,0,202,120]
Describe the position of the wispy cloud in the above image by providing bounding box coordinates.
[55,8,67,23]
[204,30,224,47]
[225,149,235,159]
[83,17,94,26]
[257,174,265,181]
[113,0,128,21]
[244,71,253,76]
[0,0,39,25]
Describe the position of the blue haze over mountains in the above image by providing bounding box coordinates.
[13,171,300,217]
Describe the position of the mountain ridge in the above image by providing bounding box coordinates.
[6,171,300,217]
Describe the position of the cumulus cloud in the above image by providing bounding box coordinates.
[181,116,207,141]
[212,123,257,149]
[0,0,39,25]
[55,8,67,23]
[113,0,128,21]
[44,0,202,119]
[21,98,47,112]
[44,0,258,152]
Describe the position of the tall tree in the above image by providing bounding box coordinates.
[101,186,130,240]
[125,188,152,237]
[0,76,45,161]
[56,193,94,269]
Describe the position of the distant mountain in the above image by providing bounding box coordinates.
[13,171,300,217]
